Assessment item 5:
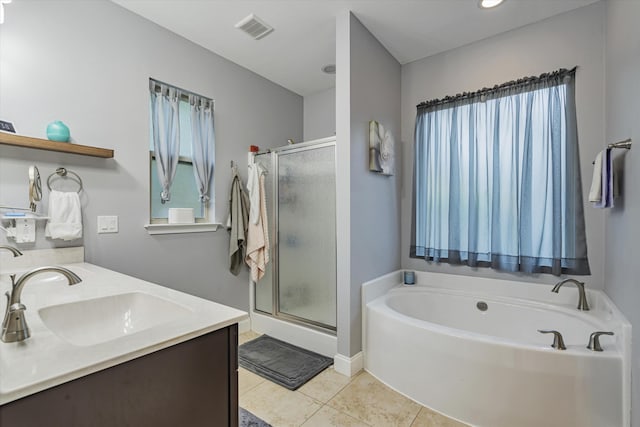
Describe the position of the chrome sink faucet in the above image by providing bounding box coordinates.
[551,278,589,311]
[2,266,81,343]
[0,246,23,257]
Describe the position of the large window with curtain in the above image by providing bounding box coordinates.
[149,79,215,223]
[411,68,590,276]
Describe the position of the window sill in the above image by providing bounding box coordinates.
[144,222,223,235]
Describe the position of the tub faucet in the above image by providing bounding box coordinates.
[587,331,614,352]
[551,278,589,311]
[2,266,81,343]
[0,246,23,257]
[538,330,566,350]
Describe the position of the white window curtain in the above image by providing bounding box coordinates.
[149,80,181,203]
[189,94,215,203]
[411,68,590,276]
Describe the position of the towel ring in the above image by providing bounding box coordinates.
[47,168,83,193]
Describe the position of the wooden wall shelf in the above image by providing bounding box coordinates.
[0,132,114,158]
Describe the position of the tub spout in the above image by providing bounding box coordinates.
[551,278,589,311]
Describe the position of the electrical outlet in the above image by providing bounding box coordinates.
[97,216,118,234]
[15,218,36,243]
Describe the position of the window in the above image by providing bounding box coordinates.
[148,79,215,227]
[411,68,590,276]
[150,100,205,220]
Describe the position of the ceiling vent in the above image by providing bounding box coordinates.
[235,14,274,40]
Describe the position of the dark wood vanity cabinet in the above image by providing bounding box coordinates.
[0,324,239,427]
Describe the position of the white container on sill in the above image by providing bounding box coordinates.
[168,208,195,224]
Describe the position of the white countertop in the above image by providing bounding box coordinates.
[0,262,248,405]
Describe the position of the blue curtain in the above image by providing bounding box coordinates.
[189,94,215,203]
[411,68,590,275]
[149,80,181,203]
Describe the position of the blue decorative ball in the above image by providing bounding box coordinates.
[46,121,70,142]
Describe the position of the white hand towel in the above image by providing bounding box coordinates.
[589,150,603,202]
[45,190,83,240]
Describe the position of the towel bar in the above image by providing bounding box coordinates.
[608,138,632,150]
[592,139,632,164]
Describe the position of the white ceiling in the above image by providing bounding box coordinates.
[111,0,598,97]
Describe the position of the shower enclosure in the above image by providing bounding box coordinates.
[252,137,336,334]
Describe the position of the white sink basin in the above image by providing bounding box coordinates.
[38,292,192,346]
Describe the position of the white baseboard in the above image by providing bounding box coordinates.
[238,317,251,334]
[334,352,363,377]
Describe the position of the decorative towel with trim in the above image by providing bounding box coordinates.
[228,167,249,276]
[246,169,270,282]
[247,163,262,225]
[45,190,82,240]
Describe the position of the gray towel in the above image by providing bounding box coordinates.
[228,168,249,275]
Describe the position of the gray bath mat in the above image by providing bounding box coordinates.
[240,407,271,427]
[239,335,333,390]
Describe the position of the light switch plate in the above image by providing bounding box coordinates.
[97,215,118,234]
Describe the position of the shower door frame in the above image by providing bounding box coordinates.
[253,137,337,334]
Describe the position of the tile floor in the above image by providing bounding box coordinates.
[239,331,469,427]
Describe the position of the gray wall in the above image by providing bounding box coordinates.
[303,87,336,141]
[336,12,401,357]
[400,3,606,288]
[604,1,640,425]
[0,0,302,311]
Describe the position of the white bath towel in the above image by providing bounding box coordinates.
[246,172,270,283]
[45,190,82,240]
[591,148,615,208]
[588,150,603,202]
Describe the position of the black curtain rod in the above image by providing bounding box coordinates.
[416,66,577,110]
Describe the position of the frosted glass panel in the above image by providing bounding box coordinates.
[277,145,336,328]
[254,154,273,314]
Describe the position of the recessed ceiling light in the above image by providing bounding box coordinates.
[321,64,336,75]
[478,0,505,9]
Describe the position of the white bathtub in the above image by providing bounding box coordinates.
[362,271,631,427]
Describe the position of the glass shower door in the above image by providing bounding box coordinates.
[276,144,336,329]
